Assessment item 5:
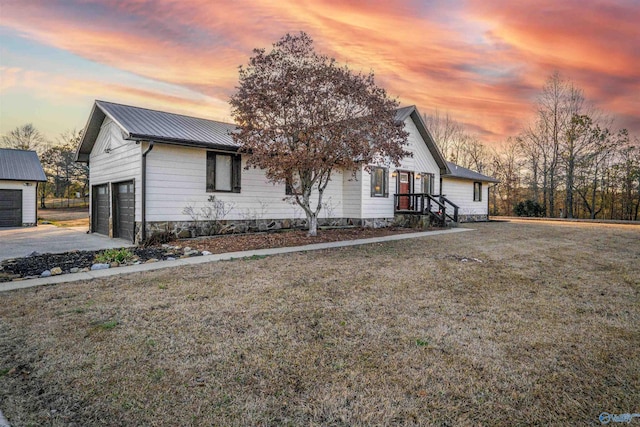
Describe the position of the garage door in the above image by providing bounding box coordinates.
[114,181,134,242]
[0,189,22,227]
[92,184,109,235]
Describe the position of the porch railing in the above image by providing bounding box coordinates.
[394,193,459,223]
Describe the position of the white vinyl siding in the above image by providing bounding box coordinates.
[145,144,345,222]
[441,177,489,216]
[89,117,142,221]
[360,116,441,218]
[0,180,37,224]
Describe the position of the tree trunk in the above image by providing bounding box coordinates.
[307,213,318,237]
[565,157,574,218]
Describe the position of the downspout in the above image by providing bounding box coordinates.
[141,141,154,242]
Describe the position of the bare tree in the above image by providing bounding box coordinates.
[423,110,489,172]
[230,32,409,236]
[1,123,46,152]
[489,138,523,215]
[40,130,87,208]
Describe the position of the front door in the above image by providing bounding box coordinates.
[398,171,411,210]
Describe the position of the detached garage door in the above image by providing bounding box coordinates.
[92,184,109,235]
[114,181,134,242]
[0,189,22,227]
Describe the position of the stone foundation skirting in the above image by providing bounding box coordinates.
[135,217,397,243]
[458,214,489,222]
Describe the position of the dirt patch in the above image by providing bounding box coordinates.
[174,226,416,253]
[1,221,638,426]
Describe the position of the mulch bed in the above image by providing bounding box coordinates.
[0,227,418,282]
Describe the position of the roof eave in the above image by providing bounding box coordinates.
[128,134,241,152]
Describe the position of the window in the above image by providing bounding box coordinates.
[421,173,434,195]
[473,182,482,201]
[370,167,388,197]
[206,152,241,193]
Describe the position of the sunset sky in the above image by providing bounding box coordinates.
[0,0,638,147]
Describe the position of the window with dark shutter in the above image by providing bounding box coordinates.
[206,151,242,193]
[421,173,434,195]
[370,167,388,197]
[473,182,482,201]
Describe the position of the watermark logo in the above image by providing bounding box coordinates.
[599,412,640,424]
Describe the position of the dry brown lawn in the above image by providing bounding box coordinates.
[1,221,639,426]
[38,207,90,228]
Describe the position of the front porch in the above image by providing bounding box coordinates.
[393,193,459,226]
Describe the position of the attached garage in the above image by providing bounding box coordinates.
[92,184,110,236]
[113,180,134,242]
[91,181,135,242]
[0,149,47,227]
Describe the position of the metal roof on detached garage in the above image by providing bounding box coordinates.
[445,161,500,183]
[0,148,47,182]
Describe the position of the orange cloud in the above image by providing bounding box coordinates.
[0,0,638,144]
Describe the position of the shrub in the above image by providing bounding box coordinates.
[514,199,544,217]
[141,231,173,247]
[95,248,134,264]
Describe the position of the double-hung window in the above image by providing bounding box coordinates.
[206,152,241,193]
[473,181,482,201]
[421,173,434,195]
[370,166,389,197]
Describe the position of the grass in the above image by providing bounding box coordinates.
[0,221,638,426]
[94,248,134,264]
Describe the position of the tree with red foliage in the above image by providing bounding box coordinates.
[230,32,409,236]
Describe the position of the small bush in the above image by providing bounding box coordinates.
[141,231,173,247]
[514,199,544,217]
[95,248,134,264]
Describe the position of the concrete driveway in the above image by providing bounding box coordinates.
[0,225,133,261]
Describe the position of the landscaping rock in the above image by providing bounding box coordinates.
[183,247,192,252]
[146,258,159,263]
[91,263,110,271]
[40,270,52,277]
[50,267,63,275]
[201,250,212,256]
[110,262,120,268]
[70,267,80,273]
[166,257,176,261]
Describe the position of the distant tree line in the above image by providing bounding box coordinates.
[1,125,88,208]
[424,72,640,221]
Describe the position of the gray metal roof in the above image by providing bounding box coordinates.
[394,106,415,122]
[0,149,47,182]
[76,100,239,162]
[445,161,499,183]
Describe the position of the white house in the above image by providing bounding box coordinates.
[442,162,499,222]
[0,148,47,227]
[75,100,496,243]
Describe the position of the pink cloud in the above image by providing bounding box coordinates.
[0,0,638,144]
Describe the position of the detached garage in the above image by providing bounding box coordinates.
[0,149,47,227]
